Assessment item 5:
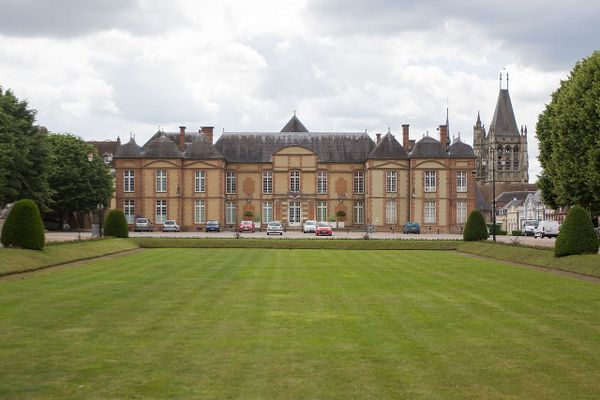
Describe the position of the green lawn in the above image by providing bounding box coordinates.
[1,249,600,399]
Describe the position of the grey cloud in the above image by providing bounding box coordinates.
[0,0,181,37]
[306,0,600,70]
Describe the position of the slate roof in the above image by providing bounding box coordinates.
[115,137,143,157]
[495,191,535,209]
[410,136,448,158]
[184,134,224,159]
[367,132,408,159]
[280,114,308,132]
[448,138,476,158]
[87,139,121,166]
[143,134,182,158]
[475,184,491,212]
[489,89,520,137]
[215,131,375,163]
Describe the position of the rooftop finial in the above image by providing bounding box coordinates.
[293,110,296,116]
[387,126,391,134]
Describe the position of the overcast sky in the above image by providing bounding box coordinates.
[1,0,598,180]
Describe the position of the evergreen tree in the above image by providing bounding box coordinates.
[555,205,599,257]
[104,209,129,238]
[1,199,45,250]
[463,210,489,241]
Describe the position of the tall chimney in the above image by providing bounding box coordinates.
[439,124,448,151]
[179,126,186,151]
[402,124,410,150]
[376,133,381,143]
[201,126,214,144]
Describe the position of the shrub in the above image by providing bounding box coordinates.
[0,199,45,250]
[512,230,522,236]
[336,210,346,219]
[103,209,129,238]
[555,205,599,257]
[463,210,489,241]
[244,211,253,218]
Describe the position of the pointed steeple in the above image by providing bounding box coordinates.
[488,88,520,137]
[475,111,482,128]
[280,113,309,132]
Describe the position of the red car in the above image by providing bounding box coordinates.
[315,222,333,236]
[239,220,255,232]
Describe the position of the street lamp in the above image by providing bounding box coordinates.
[97,203,104,237]
[482,151,505,242]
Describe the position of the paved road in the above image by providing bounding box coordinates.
[44,230,558,248]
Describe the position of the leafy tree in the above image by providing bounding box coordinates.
[463,210,489,241]
[555,205,599,257]
[0,87,52,209]
[1,199,45,250]
[536,51,600,216]
[45,134,113,225]
[104,210,129,238]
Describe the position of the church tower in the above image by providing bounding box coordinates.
[474,72,529,184]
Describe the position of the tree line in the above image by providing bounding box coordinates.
[0,87,113,227]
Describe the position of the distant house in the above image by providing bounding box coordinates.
[87,138,121,210]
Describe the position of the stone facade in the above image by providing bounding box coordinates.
[114,116,477,233]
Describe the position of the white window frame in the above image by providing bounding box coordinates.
[424,200,436,224]
[386,170,397,193]
[124,200,135,224]
[156,200,167,224]
[385,200,397,224]
[226,201,236,224]
[456,171,467,193]
[124,170,134,193]
[262,202,273,223]
[194,200,206,224]
[457,200,467,224]
[317,201,327,222]
[156,170,167,193]
[289,170,300,193]
[288,201,301,224]
[262,171,272,194]
[424,171,436,193]
[226,171,236,194]
[195,171,205,193]
[317,170,327,194]
[354,201,364,224]
[353,171,364,194]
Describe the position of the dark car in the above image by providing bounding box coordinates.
[205,220,220,232]
[403,222,421,234]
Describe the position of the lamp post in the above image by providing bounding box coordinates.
[483,151,505,242]
[97,203,104,237]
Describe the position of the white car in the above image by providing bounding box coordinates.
[266,221,284,235]
[162,220,180,232]
[303,220,317,233]
[534,220,560,238]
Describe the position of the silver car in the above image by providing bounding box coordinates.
[162,220,180,232]
[303,220,317,233]
[134,218,153,232]
[266,221,284,235]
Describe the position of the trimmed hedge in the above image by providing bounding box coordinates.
[463,210,489,241]
[555,205,599,257]
[1,199,45,250]
[511,230,522,236]
[104,209,129,238]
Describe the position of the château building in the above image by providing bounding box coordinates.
[474,75,529,185]
[114,114,477,233]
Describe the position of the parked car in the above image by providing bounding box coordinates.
[403,222,421,234]
[239,220,256,233]
[134,217,153,232]
[534,220,560,238]
[266,221,284,235]
[522,220,539,236]
[315,221,333,236]
[162,220,180,232]
[205,220,220,232]
[303,220,317,233]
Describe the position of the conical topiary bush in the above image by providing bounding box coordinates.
[463,210,489,241]
[555,205,599,257]
[103,209,129,238]
[0,199,45,250]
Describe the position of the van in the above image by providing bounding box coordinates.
[534,220,560,238]
[522,220,539,236]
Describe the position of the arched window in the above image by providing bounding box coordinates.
[497,146,504,171]
[513,146,519,170]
